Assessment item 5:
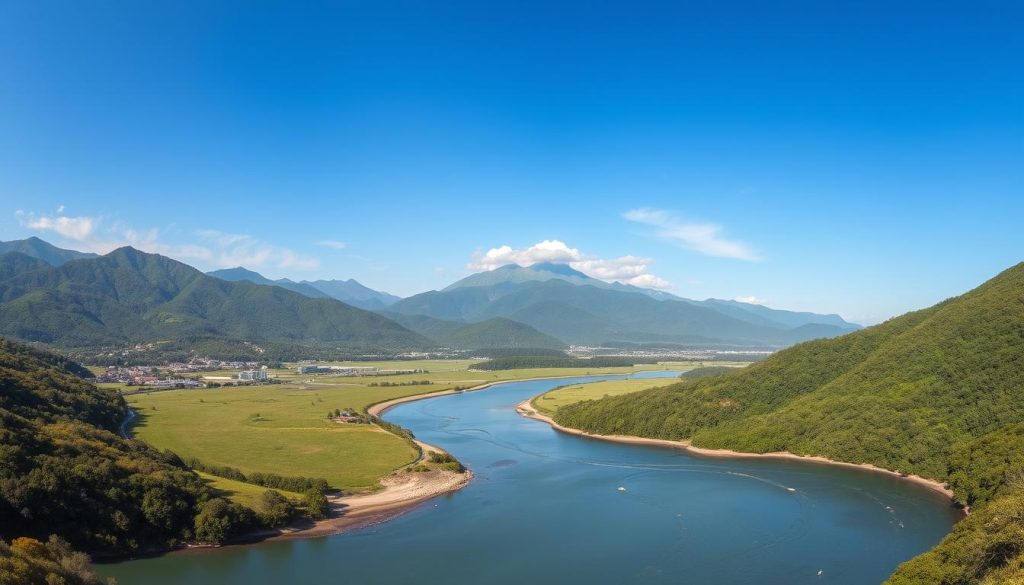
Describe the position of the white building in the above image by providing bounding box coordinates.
[238,366,269,381]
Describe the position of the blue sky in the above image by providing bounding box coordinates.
[1,0,1021,323]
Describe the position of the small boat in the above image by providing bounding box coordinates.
[817,570,823,576]
[617,486,626,492]
[786,487,797,493]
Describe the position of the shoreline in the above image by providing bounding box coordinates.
[515,399,963,507]
[367,370,661,418]
[266,437,472,541]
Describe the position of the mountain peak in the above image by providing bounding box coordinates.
[529,262,589,278]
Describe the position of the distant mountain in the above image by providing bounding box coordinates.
[385,313,565,350]
[0,247,427,351]
[208,267,332,299]
[686,298,859,331]
[206,268,402,311]
[554,261,1024,584]
[445,262,681,301]
[393,265,857,347]
[302,279,402,311]
[0,237,98,266]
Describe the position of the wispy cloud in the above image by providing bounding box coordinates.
[467,239,673,289]
[24,213,97,241]
[17,211,320,272]
[734,295,768,305]
[624,208,760,261]
[316,239,348,250]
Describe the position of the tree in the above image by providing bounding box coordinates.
[304,489,329,520]
[258,490,294,528]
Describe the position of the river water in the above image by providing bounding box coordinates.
[100,372,959,584]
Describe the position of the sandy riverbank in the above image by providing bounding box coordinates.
[515,399,961,504]
[267,437,472,541]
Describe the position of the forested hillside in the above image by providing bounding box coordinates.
[0,247,427,353]
[554,262,1024,584]
[0,339,259,570]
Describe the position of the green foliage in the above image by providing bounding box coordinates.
[554,262,1024,584]
[185,458,330,493]
[677,366,738,381]
[256,490,295,528]
[193,498,258,544]
[303,489,330,520]
[0,536,108,585]
[0,338,262,558]
[426,451,465,472]
[472,355,658,370]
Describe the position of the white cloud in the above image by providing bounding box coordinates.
[734,295,768,305]
[624,208,760,261]
[467,240,673,290]
[17,211,319,272]
[316,240,348,250]
[196,229,319,271]
[25,214,97,242]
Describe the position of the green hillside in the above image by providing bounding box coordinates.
[443,317,565,350]
[0,338,259,561]
[0,247,428,353]
[0,237,98,266]
[554,262,1024,584]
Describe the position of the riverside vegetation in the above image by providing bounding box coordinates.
[554,262,1024,584]
[0,339,331,584]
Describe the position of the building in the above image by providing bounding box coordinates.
[238,366,269,381]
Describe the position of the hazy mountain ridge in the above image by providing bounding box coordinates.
[0,237,98,266]
[395,265,858,347]
[207,266,402,311]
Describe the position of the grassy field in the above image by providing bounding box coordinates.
[196,472,303,509]
[532,377,683,415]
[126,360,686,496]
[530,363,752,415]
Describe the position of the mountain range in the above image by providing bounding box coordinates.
[391,263,860,347]
[0,237,859,353]
[0,246,426,351]
[207,267,401,311]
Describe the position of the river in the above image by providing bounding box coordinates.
[100,371,959,584]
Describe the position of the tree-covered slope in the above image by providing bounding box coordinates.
[555,262,1024,584]
[0,339,258,559]
[0,247,428,350]
[443,317,566,350]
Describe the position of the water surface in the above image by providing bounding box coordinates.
[101,372,959,584]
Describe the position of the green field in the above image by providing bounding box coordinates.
[532,377,685,415]
[126,360,684,495]
[196,472,303,509]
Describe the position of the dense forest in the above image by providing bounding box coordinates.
[0,338,316,583]
[554,263,1024,584]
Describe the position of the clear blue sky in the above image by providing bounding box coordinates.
[1,0,1021,323]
